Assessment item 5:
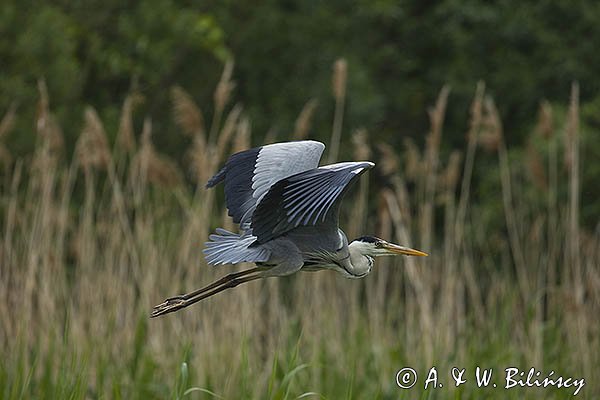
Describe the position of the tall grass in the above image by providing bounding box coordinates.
[0,67,598,399]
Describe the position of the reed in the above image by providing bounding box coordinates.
[293,98,319,140]
[327,58,347,163]
[0,73,597,399]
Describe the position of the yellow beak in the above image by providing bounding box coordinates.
[382,242,428,257]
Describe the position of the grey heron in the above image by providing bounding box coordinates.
[151,140,427,317]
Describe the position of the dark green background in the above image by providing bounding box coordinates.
[1,0,599,225]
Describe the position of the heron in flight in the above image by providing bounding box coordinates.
[151,140,427,317]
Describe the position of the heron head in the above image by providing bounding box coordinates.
[350,236,428,257]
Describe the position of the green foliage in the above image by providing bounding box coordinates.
[5,0,600,222]
[1,0,229,154]
[3,1,600,222]
[2,311,590,399]
[5,1,600,147]
[202,1,600,144]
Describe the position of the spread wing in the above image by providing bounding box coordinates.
[207,140,325,229]
[250,161,374,244]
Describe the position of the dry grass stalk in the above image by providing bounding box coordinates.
[376,193,393,252]
[351,128,370,160]
[426,86,450,151]
[171,86,205,139]
[477,131,501,152]
[332,58,347,102]
[526,102,552,205]
[116,93,142,154]
[0,102,17,140]
[478,98,502,152]
[36,79,50,133]
[78,107,138,272]
[184,104,241,186]
[526,140,547,191]
[376,142,400,177]
[215,104,243,163]
[146,152,182,188]
[1,160,22,268]
[185,135,209,184]
[215,60,235,114]
[450,83,486,333]
[131,118,182,189]
[77,107,111,171]
[0,105,15,167]
[403,137,422,181]
[232,115,251,154]
[187,104,240,191]
[455,82,485,243]
[0,145,11,168]
[348,129,370,238]
[173,92,221,267]
[536,100,554,139]
[565,83,582,298]
[421,86,450,250]
[485,96,530,300]
[35,80,64,156]
[441,150,462,192]
[262,126,279,144]
[562,83,591,377]
[327,58,347,163]
[391,175,413,230]
[209,60,236,145]
[543,101,559,311]
[440,150,462,345]
[382,188,433,364]
[293,98,318,140]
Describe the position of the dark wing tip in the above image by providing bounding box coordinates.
[206,166,227,188]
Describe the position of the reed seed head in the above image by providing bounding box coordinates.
[171,86,205,139]
[536,101,553,140]
[352,128,371,161]
[117,93,143,154]
[77,107,111,170]
[215,60,235,114]
[293,99,318,140]
[332,58,347,101]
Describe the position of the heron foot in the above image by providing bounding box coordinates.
[150,297,187,318]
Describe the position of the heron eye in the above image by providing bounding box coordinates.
[375,241,383,248]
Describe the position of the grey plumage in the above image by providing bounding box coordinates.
[203,228,270,265]
[207,140,325,229]
[203,141,371,266]
[251,161,374,243]
[151,140,427,317]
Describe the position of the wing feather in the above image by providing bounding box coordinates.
[251,162,374,243]
[206,140,325,229]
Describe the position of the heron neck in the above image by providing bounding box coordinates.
[346,245,373,278]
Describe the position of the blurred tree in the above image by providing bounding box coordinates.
[4,0,600,149]
[0,0,229,154]
[202,0,600,147]
[1,0,599,224]
[201,0,600,226]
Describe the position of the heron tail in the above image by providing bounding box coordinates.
[203,228,271,265]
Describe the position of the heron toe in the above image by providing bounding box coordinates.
[150,298,187,318]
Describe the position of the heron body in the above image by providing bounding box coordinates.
[151,140,427,317]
